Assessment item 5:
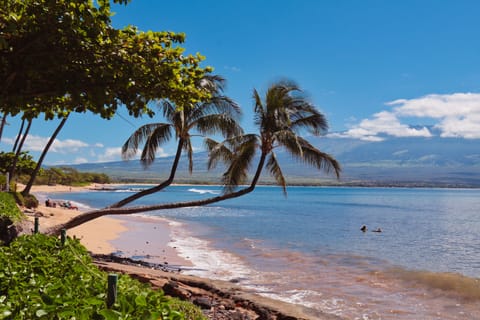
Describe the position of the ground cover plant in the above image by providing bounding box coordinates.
[0,192,23,223]
[0,234,206,320]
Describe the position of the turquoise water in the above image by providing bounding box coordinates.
[43,186,480,319]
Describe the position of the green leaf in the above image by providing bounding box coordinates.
[98,309,122,320]
[35,309,48,317]
[134,294,147,307]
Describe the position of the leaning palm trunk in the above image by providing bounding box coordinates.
[12,118,26,153]
[9,119,32,181]
[107,138,185,208]
[45,154,267,236]
[22,115,68,195]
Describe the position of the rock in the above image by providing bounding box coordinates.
[193,296,214,309]
[162,280,191,300]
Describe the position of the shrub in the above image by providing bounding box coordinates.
[0,192,24,222]
[23,194,38,209]
[9,191,24,207]
[0,234,207,319]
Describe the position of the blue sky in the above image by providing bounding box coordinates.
[2,0,480,165]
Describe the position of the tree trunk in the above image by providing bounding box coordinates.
[45,154,267,236]
[22,115,69,195]
[0,113,7,142]
[9,119,32,181]
[12,119,26,153]
[108,138,185,208]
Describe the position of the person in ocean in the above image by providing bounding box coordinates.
[372,228,382,233]
[360,225,367,232]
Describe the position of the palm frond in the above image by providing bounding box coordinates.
[266,152,287,195]
[139,124,173,168]
[289,103,328,135]
[188,96,241,128]
[197,74,227,93]
[296,137,341,178]
[121,123,170,161]
[195,114,243,138]
[204,138,235,170]
[222,134,259,193]
[274,130,303,157]
[159,100,178,122]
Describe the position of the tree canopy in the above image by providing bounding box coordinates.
[0,0,212,122]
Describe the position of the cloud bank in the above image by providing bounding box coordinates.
[332,93,480,141]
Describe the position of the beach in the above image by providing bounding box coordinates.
[29,184,189,265]
[27,183,327,320]
[26,184,480,319]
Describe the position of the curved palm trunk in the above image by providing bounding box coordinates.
[22,116,68,195]
[45,153,267,236]
[107,138,185,208]
[12,119,25,153]
[9,119,32,180]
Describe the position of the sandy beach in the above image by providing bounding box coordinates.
[23,184,343,319]
[28,183,190,266]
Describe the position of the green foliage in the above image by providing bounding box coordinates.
[8,191,24,207]
[33,167,111,186]
[0,192,24,222]
[0,151,37,176]
[1,0,212,121]
[22,193,38,209]
[0,234,206,319]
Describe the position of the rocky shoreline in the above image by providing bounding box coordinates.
[92,254,343,320]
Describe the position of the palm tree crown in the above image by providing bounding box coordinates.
[111,75,242,208]
[207,81,340,194]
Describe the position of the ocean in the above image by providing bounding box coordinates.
[42,185,480,319]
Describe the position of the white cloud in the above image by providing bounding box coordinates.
[97,147,122,163]
[333,111,432,141]
[21,135,90,153]
[334,92,480,140]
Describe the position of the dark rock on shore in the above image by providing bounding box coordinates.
[93,259,343,320]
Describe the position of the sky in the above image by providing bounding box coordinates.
[2,0,480,165]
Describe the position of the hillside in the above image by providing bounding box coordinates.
[67,135,480,188]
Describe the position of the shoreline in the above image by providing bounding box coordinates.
[27,183,329,319]
[29,183,191,266]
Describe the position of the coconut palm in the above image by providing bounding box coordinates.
[108,75,242,208]
[207,80,341,195]
[46,80,340,235]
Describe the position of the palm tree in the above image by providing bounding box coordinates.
[108,75,242,208]
[205,80,341,196]
[46,80,340,235]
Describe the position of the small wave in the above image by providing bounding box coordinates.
[188,188,220,195]
[390,268,480,300]
[168,227,253,282]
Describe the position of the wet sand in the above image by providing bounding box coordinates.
[29,183,189,265]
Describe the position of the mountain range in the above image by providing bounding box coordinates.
[68,133,480,188]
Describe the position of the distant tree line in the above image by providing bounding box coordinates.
[0,151,109,188]
[34,167,110,186]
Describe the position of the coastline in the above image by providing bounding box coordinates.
[28,183,189,265]
[27,183,329,319]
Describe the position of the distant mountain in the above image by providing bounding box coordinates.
[68,134,480,187]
